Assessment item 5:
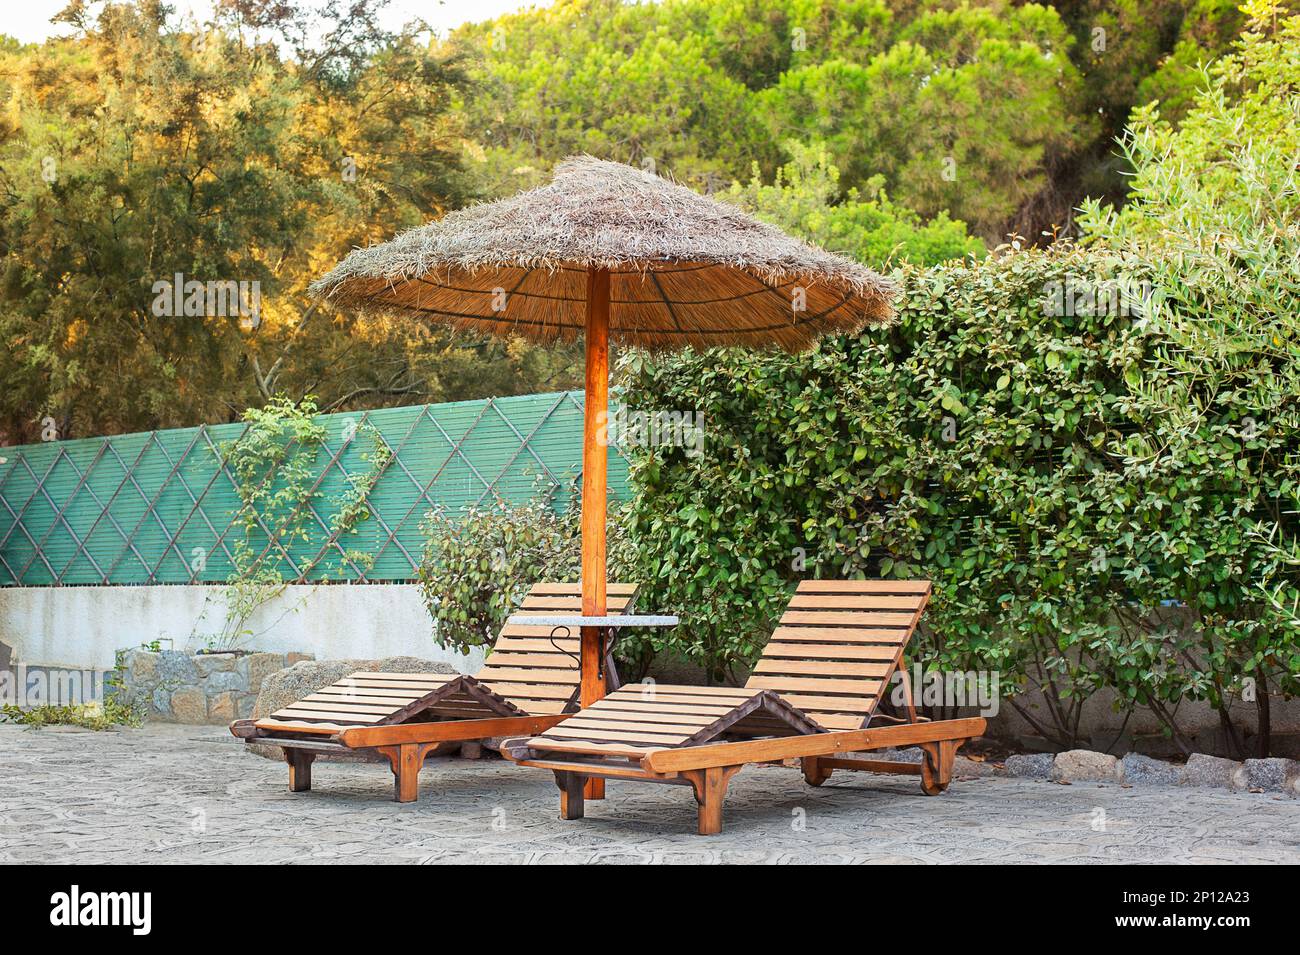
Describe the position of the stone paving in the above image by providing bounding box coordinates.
[2,724,1297,864]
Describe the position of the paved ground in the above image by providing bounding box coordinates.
[2,724,1296,864]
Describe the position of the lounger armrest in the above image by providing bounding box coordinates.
[642,717,988,773]
[498,737,535,761]
[337,715,568,749]
[230,719,260,739]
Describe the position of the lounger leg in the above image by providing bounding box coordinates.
[684,765,741,836]
[555,771,586,820]
[584,777,606,800]
[378,743,424,803]
[460,741,483,760]
[284,750,314,793]
[919,740,959,795]
[801,756,832,787]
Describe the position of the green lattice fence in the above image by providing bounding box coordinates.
[0,391,629,586]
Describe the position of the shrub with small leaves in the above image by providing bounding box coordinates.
[620,240,1297,752]
[417,495,635,659]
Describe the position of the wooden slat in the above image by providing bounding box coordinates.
[278,701,400,716]
[482,682,577,700]
[584,699,736,717]
[515,699,568,715]
[304,697,424,710]
[489,637,581,651]
[762,642,899,661]
[476,667,578,684]
[331,678,453,690]
[497,625,586,638]
[540,732,702,748]
[753,659,892,678]
[619,694,752,711]
[574,707,720,727]
[796,579,931,594]
[481,652,578,669]
[519,595,632,611]
[780,611,915,627]
[769,626,910,644]
[266,708,384,724]
[581,687,745,707]
[561,716,711,735]
[747,676,884,695]
[344,672,456,683]
[311,687,430,701]
[787,594,925,610]
[522,737,660,758]
[810,712,866,730]
[625,684,754,699]
[776,693,877,713]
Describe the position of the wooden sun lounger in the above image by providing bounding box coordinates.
[230,581,638,802]
[502,580,987,834]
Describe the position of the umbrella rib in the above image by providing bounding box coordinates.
[648,268,684,333]
[413,275,580,304]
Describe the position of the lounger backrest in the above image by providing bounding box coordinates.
[744,579,932,731]
[478,582,639,715]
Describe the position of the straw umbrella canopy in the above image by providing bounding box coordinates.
[311,156,896,712]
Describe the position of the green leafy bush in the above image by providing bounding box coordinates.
[619,242,1297,752]
[417,495,638,662]
[1078,2,1300,753]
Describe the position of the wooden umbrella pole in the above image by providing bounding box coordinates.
[580,267,611,801]
[580,267,610,703]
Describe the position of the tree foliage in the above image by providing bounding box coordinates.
[725,141,984,266]
[0,1,576,442]
[450,0,1252,240]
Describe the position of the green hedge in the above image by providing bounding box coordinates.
[617,245,1299,753]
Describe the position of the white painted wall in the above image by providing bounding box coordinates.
[0,584,484,673]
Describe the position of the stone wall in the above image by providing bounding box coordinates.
[120,649,315,724]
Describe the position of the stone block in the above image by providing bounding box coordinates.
[170,687,208,724]
[1240,757,1299,793]
[150,686,172,720]
[1121,752,1185,786]
[126,650,159,686]
[195,653,238,676]
[244,653,287,695]
[1004,753,1054,778]
[203,670,247,694]
[1050,749,1123,783]
[1183,753,1245,789]
[157,650,198,686]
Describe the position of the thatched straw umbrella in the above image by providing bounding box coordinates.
[311,156,895,719]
